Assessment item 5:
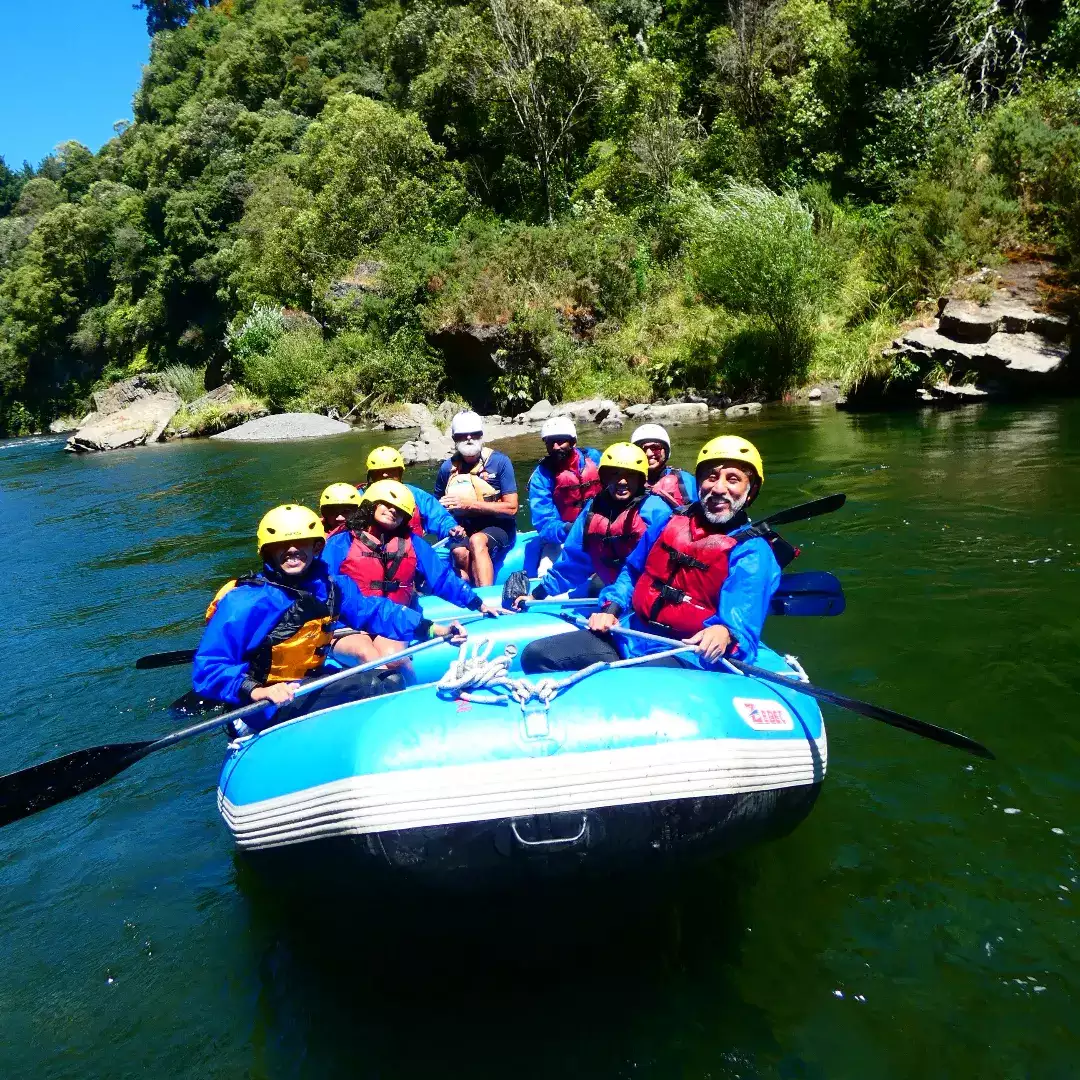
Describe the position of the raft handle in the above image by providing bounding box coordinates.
[510,815,588,847]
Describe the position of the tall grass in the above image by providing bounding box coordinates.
[159,364,207,403]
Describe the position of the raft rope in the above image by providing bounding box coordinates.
[435,636,697,709]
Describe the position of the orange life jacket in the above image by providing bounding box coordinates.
[631,508,737,636]
[241,577,338,684]
[548,450,602,523]
[583,494,648,584]
[338,530,418,607]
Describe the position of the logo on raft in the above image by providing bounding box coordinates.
[733,697,794,731]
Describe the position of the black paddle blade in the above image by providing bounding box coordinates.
[135,648,197,670]
[728,659,994,760]
[0,741,155,827]
[769,571,846,616]
[762,492,846,529]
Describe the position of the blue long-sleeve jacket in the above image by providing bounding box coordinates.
[192,560,426,705]
[408,484,458,539]
[538,492,673,597]
[527,447,602,545]
[322,529,482,612]
[599,512,781,666]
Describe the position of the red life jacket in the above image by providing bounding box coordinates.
[649,468,691,509]
[549,450,601,523]
[583,495,648,584]
[338,530,418,606]
[631,508,738,636]
[358,482,424,536]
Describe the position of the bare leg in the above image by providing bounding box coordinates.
[469,531,494,587]
[332,631,381,664]
[371,635,411,671]
[452,545,471,581]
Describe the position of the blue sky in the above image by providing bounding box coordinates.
[0,1,150,169]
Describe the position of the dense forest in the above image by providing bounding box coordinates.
[1,0,1078,435]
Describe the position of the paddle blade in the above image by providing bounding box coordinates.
[135,649,196,670]
[762,493,846,529]
[0,742,155,827]
[769,571,846,616]
[728,660,995,760]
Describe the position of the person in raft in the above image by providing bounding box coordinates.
[192,504,464,713]
[631,423,697,509]
[520,436,780,672]
[527,415,602,576]
[319,482,363,538]
[360,445,463,542]
[323,478,499,664]
[434,411,519,586]
[512,442,671,604]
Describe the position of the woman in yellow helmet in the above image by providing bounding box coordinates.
[360,446,462,541]
[323,480,498,665]
[192,504,464,719]
[521,435,782,673]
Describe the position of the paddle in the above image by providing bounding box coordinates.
[0,634,458,830]
[745,491,846,533]
[608,624,994,760]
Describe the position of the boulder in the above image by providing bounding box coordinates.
[211,413,352,442]
[399,425,455,465]
[899,326,1068,379]
[724,402,763,419]
[623,401,708,425]
[808,387,822,401]
[379,403,435,430]
[514,399,554,423]
[432,399,460,428]
[48,417,78,434]
[66,391,181,453]
[552,398,624,424]
[91,374,165,416]
[938,297,1070,345]
[326,260,384,305]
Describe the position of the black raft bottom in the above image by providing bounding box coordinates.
[240,783,822,897]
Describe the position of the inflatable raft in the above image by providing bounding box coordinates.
[431,528,542,585]
[217,624,826,888]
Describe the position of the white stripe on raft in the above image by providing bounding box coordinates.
[219,734,828,851]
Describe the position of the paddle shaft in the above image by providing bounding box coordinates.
[608,625,994,760]
[0,627,482,829]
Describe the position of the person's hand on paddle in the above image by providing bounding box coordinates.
[431,620,468,643]
[479,602,501,618]
[250,682,301,705]
[685,625,732,662]
[511,593,530,612]
[449,525,467,539]
[587,611,619,633]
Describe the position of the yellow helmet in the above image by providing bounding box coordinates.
[256,504,325,552]
[599,441,649,478]
[362,478,416,518]
[319,482,361,509]
[365,445,406,474]
[696,435,765,483]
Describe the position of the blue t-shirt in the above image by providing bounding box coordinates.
[434,449,518,536]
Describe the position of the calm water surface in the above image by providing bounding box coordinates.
[0,404,1077,1078]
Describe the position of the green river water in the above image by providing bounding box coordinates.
[0,403,1077,1078]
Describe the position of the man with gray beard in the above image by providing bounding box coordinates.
[520,436,781,673]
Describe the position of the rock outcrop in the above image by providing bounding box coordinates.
[625,401,709,424]
[399,425,455,465]
[165,384,268,438]
[66,391,181,453]
[211,413,352,442]
[847,277,1073,409]
[378,402,436,430]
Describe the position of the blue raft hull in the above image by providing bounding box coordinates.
[218,639,826,888]
[430,528,542,585]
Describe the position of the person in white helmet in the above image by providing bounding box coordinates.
[527,414,602,575]
[631,423,697,508]
[434,411,520,585]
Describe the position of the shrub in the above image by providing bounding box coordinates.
[236,329,330,410]
[225,303,286,378]
[168,388,267,437]
[688,183,835,386]
[159,363,206,402]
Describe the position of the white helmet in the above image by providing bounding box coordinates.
[541,415,577,441]
[450,410,485,439]
[631,423,671,451]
